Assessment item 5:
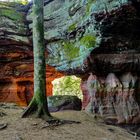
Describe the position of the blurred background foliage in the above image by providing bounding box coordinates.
[52,76,83,99]
[0,0,29,5]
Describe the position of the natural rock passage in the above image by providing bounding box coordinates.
[0,0,140,124]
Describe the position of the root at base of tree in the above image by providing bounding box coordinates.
[22,98,81,127]
[21,98,52,121]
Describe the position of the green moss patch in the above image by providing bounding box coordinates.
[68,23,77,32]
[0,7,23,21]
[0,2,16,8]
[80,35,96,48]
[86,0,96,15]
[62,41,80,61]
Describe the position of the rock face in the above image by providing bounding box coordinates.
[0,0,140,124]
[0,2,64,106]
[82,73,140,124]
[27,0,140,75]
[48,95,82,112]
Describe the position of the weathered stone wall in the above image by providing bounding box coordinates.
[0,2,64,106]
[0,0,140,124]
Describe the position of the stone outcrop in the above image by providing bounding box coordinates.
[0,2,64,106]
[0,0,140,123]
[82,73,140,124]
[48,95,82,112]
[27,0,140,75]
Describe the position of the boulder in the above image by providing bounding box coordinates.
[47,95,82,112]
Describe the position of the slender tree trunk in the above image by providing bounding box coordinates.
[22,0,51,119]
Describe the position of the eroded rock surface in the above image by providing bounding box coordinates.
[0,2,64,106]
[82,72,140,124]
[0,0,140,124]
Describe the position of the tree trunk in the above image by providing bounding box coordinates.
[22,0,51,119]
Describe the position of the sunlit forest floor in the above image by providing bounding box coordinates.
[0,103,137,140]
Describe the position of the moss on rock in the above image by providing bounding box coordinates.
[0,2,29,43]
[80,35,96,48]
[68,23,77,32]
[0,7,23,21]
[86,0,96,15]
[62,41,80,61]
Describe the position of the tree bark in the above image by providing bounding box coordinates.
[22,0,51,119]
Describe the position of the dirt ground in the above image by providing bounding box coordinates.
[0,103,137,140]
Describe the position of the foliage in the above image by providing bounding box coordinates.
[20,0,28,5]
[0,0,29,5]
[52,76,83,99]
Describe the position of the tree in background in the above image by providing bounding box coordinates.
[22,0,52,120]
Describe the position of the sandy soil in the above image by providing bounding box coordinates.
[0,103,137,140]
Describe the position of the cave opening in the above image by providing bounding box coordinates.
[52,75,83,100]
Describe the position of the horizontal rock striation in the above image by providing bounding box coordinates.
[0,2,64,106]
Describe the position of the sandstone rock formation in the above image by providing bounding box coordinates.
[0,2,64,106]
[0,0,140,123]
